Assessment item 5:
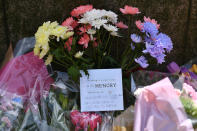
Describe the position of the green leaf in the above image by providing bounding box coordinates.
[67,66,81,82]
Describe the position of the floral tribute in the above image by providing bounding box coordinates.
[33,4,173,83]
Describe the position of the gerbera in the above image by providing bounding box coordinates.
[144,16,160,29]
[78,33,90,48]
[120,5,140,15]
[116,21,128,29]
[71,5,93,17]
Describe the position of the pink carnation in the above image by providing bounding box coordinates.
[116,21,128,29]
[144,16,160,29]
[79,24,92,35]
[64,37,73,51]
[78,33,90,48]
[120,5,140,15]
[61,17,78,30]
[71,5,93,17]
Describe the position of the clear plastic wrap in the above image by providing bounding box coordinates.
[0,51,53,130]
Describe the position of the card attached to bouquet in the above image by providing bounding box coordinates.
[80,69,124,112]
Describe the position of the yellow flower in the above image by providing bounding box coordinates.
[33,21,74,61]
[45,54,53,65]
[39,44,49,59]
[74,51,83,58]
[33,46,40,55]
[190,64,197,74]
[62,31,74,39]
[51,26,68,41]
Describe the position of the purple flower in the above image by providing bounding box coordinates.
[167,62,180,74]
[155,33,173,52]
[143,22,158,38]
[181,67,189,73]
[135,56,149,68]
[130,42,135,50]
[143,42,166,64]
[189,72,197,80]
[130,34,142,43]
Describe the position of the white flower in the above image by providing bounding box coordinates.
[74,51,84,58]
[87,29,96,35]
[103,24,118,32]
[91,19,108,29]
[134,88,146,97]
[79,9,118,29]
[110,31,121,37]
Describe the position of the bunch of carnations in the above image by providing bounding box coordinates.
[70,110,102,131]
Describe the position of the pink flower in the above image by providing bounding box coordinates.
[116,21,128,29]
[71,5,93,17]
[70,110,102,131]
[78,33,90,48]
[79,112,91,129]
[144,16,160,29]
[62,17,78,30]
[1,116,12,128]
[64,37,73,51]
[89,113,102,131]
[183,83,197,100]
[79,24,92,35]
[135,20,143,30]
[120,5,140,15]
[70,110,81,126]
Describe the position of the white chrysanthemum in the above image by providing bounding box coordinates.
[79,9,118,28]
[91,19,108,29]
[104,10,118,23]
[103,24,118,32]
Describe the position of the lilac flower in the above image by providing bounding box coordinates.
[155,33,173,52]
[135,56,149,68]
[143,42,166,64]
[130,42,135,50]
[144,36,153,43]
[167,62,180,74]
[130,34,142,43]
[142,22,158,38]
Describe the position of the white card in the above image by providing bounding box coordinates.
[80,69,124,112]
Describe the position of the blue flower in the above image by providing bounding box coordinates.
[130,42,135,50]
[155,33,173,52]
[130,34,142,43]
[135,56,149,68]
[143,42,166,64]
[143,22,158,38]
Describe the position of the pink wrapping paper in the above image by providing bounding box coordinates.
[134,78,194,131]
[0,52,53,103]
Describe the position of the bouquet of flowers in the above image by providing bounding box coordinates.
[33,4,173,83]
